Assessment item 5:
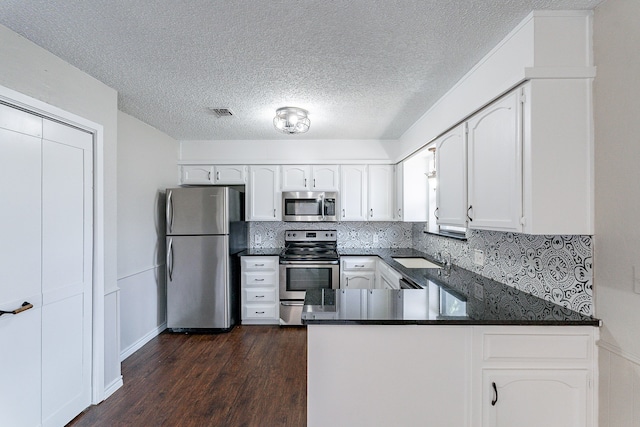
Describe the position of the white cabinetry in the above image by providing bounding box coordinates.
[376,260,402,289]
[474,326,596,427]
[282,165,340,191]
[181,165,215,184]
[180,165,247,185]
[465,80,593,234]
[240,256,279,324]
[339,165,367,221]
[467,90,522,232]
[396,156,429,222]
[436,123,467,227]
[367,165,395,221]
[247,165,281,221]
[340,257,376,289]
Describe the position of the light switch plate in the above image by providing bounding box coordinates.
[473,249,484,266]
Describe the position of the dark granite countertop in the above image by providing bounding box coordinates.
[239,248,283,256]
[304,248,600,327]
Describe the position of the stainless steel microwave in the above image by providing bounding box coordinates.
[282,191,338,222]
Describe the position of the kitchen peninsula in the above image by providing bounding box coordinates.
[303,250,599,427]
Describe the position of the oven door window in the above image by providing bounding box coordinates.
[286,267,333,291]
[284,199,322,216]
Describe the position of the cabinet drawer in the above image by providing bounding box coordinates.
[243,272,276,287]
[483,333,591,362]
[342,257,376,270]
[245,288,276,303]
[241,257,278,271]
[243,305,277,319]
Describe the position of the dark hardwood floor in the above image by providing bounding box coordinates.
[68,326,307,427]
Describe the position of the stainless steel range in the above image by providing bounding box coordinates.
[279,230,339,326]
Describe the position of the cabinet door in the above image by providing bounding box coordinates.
[395,162,403,220]
[340,165,367,221]
[398,155,429,222]
[436,124,467,227]
[342,272,375,289]
[181,165,214,184]
[214,165,246,184]
[311,165,339,190]
[467,91,522,232]
[368,165,395,221]
[483,369,589,427]
[282,165,311,190]
[248,166,280,221]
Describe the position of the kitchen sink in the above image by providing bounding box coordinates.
[392,257,442,269]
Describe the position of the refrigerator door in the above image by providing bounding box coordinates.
[166,187,228,235]
[166,235,231,329]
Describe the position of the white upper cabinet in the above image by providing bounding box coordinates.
[467,89,523,232]
[340,165,367,221]
[181,165,246,185]
[397,153,429,222]
[281,165,311,190]
[181,165,215,185]
[282,165,339,191]
[214,165,247,184]
[367,165,395,221]
[247,165,281,221]
[436,124,468,227]
[311,165,339,190]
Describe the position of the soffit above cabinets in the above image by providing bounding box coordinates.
[0,0,601,141]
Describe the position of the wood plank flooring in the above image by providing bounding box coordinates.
[68,326,307,427]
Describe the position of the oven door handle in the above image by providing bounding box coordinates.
[280,301,305,306]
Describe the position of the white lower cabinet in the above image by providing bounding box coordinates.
[307,324,597,427]
[482,369,589,427]
[376,260,402,289]
[240,256,279,325]
[340,257,377,289]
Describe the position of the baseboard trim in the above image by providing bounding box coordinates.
[597,340,640,366]
[120,323,167,362]
[103,376,123,400]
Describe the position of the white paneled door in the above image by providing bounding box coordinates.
[0,103,93,427]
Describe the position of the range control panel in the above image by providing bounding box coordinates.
[284,230,337,242]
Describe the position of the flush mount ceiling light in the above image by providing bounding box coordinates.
[273,107,310,134]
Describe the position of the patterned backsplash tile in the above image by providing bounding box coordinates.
[248,221,593,315]
[412,224,593,315]
[248,221,413,248]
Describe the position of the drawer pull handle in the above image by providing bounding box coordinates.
[491,382,498,406]
[0,301,33,317]
[254,278,265,282]
[254,263,264,266]
[256,311,265,314]
[355,264,365,268]
[255,295,265,298]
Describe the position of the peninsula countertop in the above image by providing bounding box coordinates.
[304,248,599,326]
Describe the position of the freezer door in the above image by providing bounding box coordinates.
[166,235,231,329]
[166,187,228,235]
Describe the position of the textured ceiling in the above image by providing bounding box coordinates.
[0,0,601,140]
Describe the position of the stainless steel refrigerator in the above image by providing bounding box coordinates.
[166,186,247,331]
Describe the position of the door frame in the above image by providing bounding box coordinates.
[0,85,106,404]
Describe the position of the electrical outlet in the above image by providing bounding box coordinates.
[255,234,262,245]
[473,249,484,266]
[373,233,379,244]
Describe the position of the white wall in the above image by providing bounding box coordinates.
[593,0,640,425]
[0,24,120,399]
[180,139,395,164]
[117,111,178,359]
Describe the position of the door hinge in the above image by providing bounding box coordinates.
[464,122,469,135]
[520,88,527,104]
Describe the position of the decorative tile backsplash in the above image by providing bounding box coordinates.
[412,224,593,315]
[248,221,593,315]
[248,221,413,248]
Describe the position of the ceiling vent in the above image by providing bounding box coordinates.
[208,108,234,118]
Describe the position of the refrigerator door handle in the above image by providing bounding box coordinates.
[167,238,174,281]
[166,190,174,233]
